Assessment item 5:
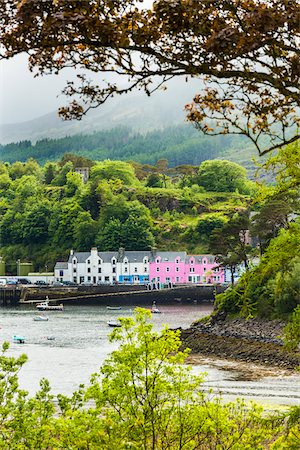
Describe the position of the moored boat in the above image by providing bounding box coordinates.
[106,306,122,310]
[107,320,122,328]
[33,315,49,321]
[36,301,63,311]
[13,335,25,344]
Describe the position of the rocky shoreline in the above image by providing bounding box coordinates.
[179,314,300,371]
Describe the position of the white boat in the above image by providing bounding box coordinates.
[107,320,122,328]
[106,306,122,310]
[151,308,161,314]
[33,315,49,321]
[36,301,63,311]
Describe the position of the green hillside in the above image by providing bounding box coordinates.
[0,125,257,173]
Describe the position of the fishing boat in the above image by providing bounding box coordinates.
[13,335,25,344]
[33,315,49,321]
[36,301,63,311]
[107,320,122,328]
[106,306,122,310]
[151,301,161,314]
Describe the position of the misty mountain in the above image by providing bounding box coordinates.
[0,78,202,145]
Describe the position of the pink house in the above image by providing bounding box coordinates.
[149,251,225,284]
[185,255,225,284]
[149,252,187,284]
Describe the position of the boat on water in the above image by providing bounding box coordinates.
[107,320,122,328]
[36,301,63,311]
[151,301,161,314]
[106,306,122,310]
[13,335,25,344]
[33,315,49,321]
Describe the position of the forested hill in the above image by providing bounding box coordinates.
[0,125,254,169]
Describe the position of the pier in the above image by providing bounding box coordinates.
[0,284,227,307]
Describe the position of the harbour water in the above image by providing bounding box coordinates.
[0,303,299,409]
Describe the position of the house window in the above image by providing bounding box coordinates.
[73,268,77,273]
[166,277,170,282]
[176,277,179,282]
[124,267,128,273]
[156,258,160,263]
[156,267,160,272]
[112,267,116,273]
[98,267,101,273]
[73,259,76,265]
[87,260,90,264]
[144,267,147,272]
[87,276,91,281]
[73,277,77,283]
[112,258,116,265]
[190,267,195,272]
[98,260,102,265]
[176,267,179,272]
[134,267,138,273]
[175,258,180,264]
[105,276,109,282]
[144,276,149,282]
[190,259,194,265]
[59,270,64,277]
[166,267,170,272]
[203,267,206,272]
[143,257,148,264]
[112,276,116,282]
[203,259,206,265]
[157,277,160,282]
[124,260,128,265]
[98,276,102,281]
[87,267,91,273]
[188,276,193,282]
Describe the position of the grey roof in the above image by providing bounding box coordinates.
[151,251,187,262]
[68,252,91,263]
[68,250,151,263]
[54,262,68,270]
[119,251,152,263]
[186,255,217,264]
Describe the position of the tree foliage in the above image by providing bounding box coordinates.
[1,0,299,154]
[0,310,297,449]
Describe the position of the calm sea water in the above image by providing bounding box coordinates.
[0,303,299,408]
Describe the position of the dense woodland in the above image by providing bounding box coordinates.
[0,125,252,169]
[0,154,254,273]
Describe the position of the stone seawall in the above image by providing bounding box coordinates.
[19,284,227,305]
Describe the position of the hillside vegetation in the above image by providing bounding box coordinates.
[0,155,254,273]
[0,126,257,173]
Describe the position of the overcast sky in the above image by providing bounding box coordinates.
[0,0,154,125]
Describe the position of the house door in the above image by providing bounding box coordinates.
[133,275,139,283]
[93,276,96,284]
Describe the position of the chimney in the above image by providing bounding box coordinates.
[70,249,74,256]
[151,247,157,258]
[118,247,125,259]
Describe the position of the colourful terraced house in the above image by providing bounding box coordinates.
[149,251,225,284]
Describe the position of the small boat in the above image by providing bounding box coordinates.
[106,306,122,310]
[46,336,55,341]
[36,301,63,311]
[33,315,49,321]
[151,308,161,314]
[107,320,122,328]
[13,335,25,344]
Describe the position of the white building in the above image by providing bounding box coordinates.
[55,248,152,284]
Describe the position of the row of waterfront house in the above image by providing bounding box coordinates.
[54,247,225,285]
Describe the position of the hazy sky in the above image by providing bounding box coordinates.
[0,0,154,125]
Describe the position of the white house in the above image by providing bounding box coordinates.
[63,248,151,284]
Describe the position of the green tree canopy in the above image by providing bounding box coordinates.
[197,160,250,193]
